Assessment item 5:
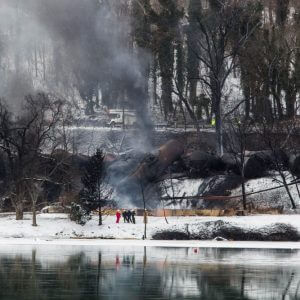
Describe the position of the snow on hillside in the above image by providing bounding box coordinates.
[231,172,300,209]
[162,171,300,210]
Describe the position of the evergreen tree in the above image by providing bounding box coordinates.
[79,149,111,225]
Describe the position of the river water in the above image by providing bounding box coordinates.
[0,244,299,300]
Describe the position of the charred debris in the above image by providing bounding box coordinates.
[102,137,297,209]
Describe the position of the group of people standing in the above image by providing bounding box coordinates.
[116,209,136,224]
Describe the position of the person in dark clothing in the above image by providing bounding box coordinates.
[122,210,127,223]
[127,210,132,223]
[131,210,136,224]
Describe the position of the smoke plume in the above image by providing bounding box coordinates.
[0,0,152,135]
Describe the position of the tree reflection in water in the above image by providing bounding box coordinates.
[0,247,299,299]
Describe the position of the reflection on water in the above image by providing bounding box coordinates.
[0,245,299,299]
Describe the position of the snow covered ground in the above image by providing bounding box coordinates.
[0,213,300,247]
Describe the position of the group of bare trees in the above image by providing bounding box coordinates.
[0,93,72,223]
[223,113,300,210]
[132,0,300,156]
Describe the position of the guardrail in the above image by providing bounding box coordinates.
[155,122,214,130]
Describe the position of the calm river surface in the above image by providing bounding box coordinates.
[0,244,299,300]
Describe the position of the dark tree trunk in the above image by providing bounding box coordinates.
[32,202,37,227]
[286,91,296,119]
[262,81,273,121]
[140,181,147,239]
[152,56,158,105]
[186,0,201,109]
[95,86,100,108]
[215,111,223,156]
[15,203,24,220]
[244,86,251,120]
[176,40,185,98]
[98,205,102,226]
[212,85,223,155]
[241,176,247,210]
[274,88,283,120]
[189,81,197,108]
[161,78,174,118]
[158,37,174,119]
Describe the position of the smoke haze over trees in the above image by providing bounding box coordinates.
[0,0,151,126]
[0,0,299,124]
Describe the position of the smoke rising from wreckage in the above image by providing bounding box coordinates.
[0,0,299,231]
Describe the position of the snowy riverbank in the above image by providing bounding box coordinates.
[1,213,300,243]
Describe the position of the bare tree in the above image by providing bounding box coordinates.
[190,1,261,155]
[25,178,43,227]
[139,180,148,239]
[224,114,254,210]
[0,93,65,220]
[254,118,297,209]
